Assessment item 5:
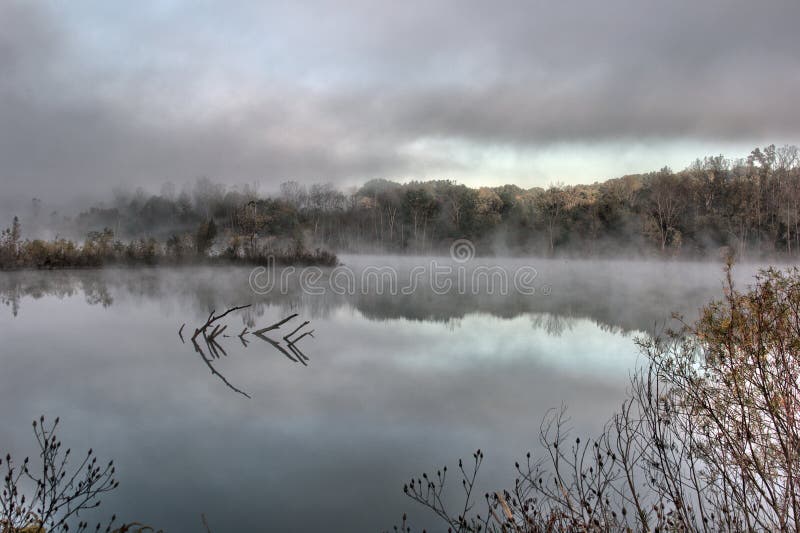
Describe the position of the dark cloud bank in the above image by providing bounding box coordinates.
[1,0,799,206]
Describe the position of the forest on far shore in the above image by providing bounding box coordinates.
[2,144,800,266]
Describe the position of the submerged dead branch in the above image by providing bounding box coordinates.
[191,304,252,341]
[283,320,310,343]
[253,313,298,335]
[182,305,315,397]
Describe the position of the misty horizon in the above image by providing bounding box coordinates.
[0,142,795,224]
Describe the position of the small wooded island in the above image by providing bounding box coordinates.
[0,216,337,269]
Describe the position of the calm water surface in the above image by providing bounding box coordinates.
[0,257,763,531]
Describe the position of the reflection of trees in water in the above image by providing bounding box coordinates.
[528,313,574,336]
[0,271,113,316]
[1,283,21,316]
[525,313,628,337]
[0,264,746,335]
[82,279,113,307]
[594,320,628,336]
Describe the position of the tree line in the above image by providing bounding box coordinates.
[7,144,800,260]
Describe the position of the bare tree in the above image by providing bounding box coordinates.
[645,168,685,252]
[279,181,307,210]
[536,185,567,255]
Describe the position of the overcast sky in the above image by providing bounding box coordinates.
[1,0,799,205]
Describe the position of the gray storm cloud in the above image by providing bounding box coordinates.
[1,0,799,203]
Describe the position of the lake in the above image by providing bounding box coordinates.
[0,257,764,532]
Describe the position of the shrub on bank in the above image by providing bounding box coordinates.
[398,263,800,532]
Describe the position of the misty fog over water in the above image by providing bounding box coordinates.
[0,258,765,531]
[3,0,800,529]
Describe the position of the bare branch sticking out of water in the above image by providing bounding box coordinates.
[182,306,316,398]
[192,305,252,341]
[209,324,227,342]
[253,313,298,335]
[283,320,310,343]
[292,330,314,344]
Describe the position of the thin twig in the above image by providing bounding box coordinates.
[253,313,298,335]
[283,320,310,343]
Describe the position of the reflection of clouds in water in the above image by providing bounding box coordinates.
[1,259,763,532]
[343,310,638,381]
